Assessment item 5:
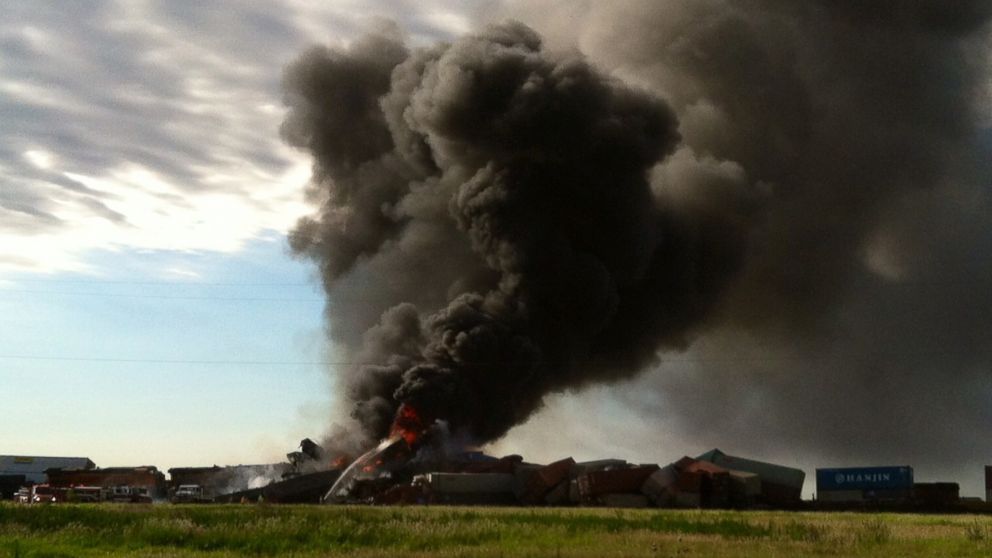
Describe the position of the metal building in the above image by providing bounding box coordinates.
[0,455,95,484]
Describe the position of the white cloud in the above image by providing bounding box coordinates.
[163,267,202,279]
[23,149,55,170]
[422,10,473,37]
[0,0,491,276]
[0,149,312,273]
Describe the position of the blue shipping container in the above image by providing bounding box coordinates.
[816,467,913,491]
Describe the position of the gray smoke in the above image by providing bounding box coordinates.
[283,3,992,476]
[280,20,750,444]
[486,0,992,479]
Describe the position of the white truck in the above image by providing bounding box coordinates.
[171,484,212,504]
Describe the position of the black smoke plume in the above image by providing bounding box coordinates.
[284,2,992,485]
[486,0,992,484]
[282,20,743,444]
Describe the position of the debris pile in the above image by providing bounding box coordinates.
[167,463,290,502]
[7,443,984,511]
[322,440,805,509]
[311,405,807,508]
[214,438,346,504]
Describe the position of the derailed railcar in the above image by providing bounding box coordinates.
[695,449,805,506]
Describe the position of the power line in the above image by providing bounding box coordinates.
[0,288,322,302]
[0,354,336,365]
[1,278,314,286]
[0,354,727,367]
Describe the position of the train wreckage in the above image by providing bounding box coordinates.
[315,405,806,508]
[3,406,975,510]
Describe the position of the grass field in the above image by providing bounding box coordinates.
[2,503,992,557]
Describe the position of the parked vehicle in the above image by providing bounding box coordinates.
[30,485,65,504]
[15,487,31,504]
[67,486,102,503]
[107,485,152,503]
[171,484,211,503]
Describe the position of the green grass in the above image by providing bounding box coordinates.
[2,503,991,557]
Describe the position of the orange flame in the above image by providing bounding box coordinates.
[389,404,426,447]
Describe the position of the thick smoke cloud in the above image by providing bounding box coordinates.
[489,0,992,480]
[284,2,992,481]
[282,20,746,444]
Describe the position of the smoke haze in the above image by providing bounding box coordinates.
[283,2,992,489]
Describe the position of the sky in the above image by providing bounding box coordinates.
[0,0,491,471]
[2,1,991,499]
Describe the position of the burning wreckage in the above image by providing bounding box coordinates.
[316,405,805,508]
[7,429,976,510]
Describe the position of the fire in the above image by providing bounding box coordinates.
[389,404,426,447]
[361,458,386,473]
[323,404,430,503]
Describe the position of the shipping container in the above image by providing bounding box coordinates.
[216,469,341,504]
[728,471,761,499]
[761,482,804,505]
[986,465,992,503]
[418,473,515,494]
[863,488,912,502]
[641,465,679,506]
[912,482,959,507]
[706,472,733,508]
[571,459,628,477]
[511,463,543,501]
[677,457,729,475]
[676,470,703,493]
[568,479,579,503]
[543,481,570,506]
[415,473,517,505]
[816,466,913,492]
[577,465,659,499]
[452,454,522,474]
[817,489,864,503]
[519,458,574,504]
[696,449,805,492]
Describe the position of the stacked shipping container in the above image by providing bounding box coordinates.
[986,466,991,503]
[816,466,913,502]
